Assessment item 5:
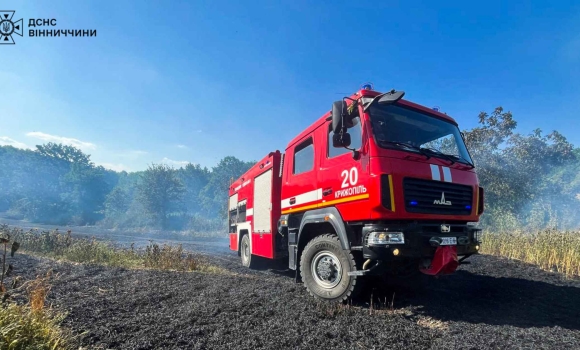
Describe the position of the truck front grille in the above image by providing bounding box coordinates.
[403,178,473,215]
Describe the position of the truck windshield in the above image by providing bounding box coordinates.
[368,104,474,166]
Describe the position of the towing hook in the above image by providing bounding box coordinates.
[429,237,442,247]
[362,258,373,270]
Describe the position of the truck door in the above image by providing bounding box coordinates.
[318,116,371,221]
[281,136,319,216]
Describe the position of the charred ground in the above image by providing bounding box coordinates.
[8,249,580,350]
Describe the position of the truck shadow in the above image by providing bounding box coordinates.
[358,270,580,331]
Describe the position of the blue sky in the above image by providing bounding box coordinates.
[1,0,579,172]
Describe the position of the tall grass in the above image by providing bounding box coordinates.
[481,229,580,277]
[0,273,73,350]
[0,225,224,274]
[0,224,226,349]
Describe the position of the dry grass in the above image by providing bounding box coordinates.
[416,316,449,331]
[143,242,225,273]
[0,225,225,274]
[0,273,73,350]
[481,229,580,277]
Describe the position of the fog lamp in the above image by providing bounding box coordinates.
[367,231,405,245]
[393,249,400,256]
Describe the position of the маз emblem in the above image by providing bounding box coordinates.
[433,192,452,206]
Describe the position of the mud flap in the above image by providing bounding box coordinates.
[420,246,459,276]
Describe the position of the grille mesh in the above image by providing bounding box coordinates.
[403,178,473,215]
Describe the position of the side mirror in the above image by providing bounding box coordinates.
[332,132,351,148]
[332,100,347,133]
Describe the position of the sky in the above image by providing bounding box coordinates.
[1,0,579,172]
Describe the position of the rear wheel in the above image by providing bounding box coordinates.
[300,234,361,302]
[240,234,254,268]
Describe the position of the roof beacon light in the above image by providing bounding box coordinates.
[361,82,373,90]
[432,106,440,112]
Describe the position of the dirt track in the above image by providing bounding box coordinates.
[9,247,580,350]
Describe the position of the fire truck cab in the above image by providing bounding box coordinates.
[228,86,484,302]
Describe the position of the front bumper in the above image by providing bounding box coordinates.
[361,222,481,261]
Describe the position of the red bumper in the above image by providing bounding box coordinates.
[420,246,459,276]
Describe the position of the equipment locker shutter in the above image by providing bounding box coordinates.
[229,193,238,211]
[253,169,272,232]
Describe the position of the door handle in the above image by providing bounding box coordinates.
[322,188,332,196]
[289,197,296,205]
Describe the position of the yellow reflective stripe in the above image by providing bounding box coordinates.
[281,202,320,215]
[280,193,369,215]
[318,193,369,208]
[388,175,395,212]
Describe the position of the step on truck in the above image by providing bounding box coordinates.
[228,84,484,302]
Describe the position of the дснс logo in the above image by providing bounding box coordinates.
[0,11,23,44]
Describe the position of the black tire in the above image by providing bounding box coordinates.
[240,234,254,268]
[300,234,361,302]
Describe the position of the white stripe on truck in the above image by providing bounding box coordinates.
[281,188,322,209]
[430,164,441,181]
[442,166,452,182]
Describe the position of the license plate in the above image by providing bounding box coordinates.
[440,237,457,246]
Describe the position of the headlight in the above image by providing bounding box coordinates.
[367,231,405,245]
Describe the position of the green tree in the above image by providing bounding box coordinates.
[463,107,578,229]
[199,156,254,218]
[137,164,186,229]
[36,143,92,166]
[178,163,210,214]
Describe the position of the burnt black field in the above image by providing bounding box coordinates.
[9,245,580,350]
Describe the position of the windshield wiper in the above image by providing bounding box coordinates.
[450,155,475,168]
[420,147,456,165]
[378,141,431,160]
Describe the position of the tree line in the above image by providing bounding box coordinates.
[0,106,579,232]
[0,144,254,232]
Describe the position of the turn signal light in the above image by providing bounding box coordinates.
[477,187,485,215]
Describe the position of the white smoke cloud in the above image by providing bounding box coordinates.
[26,132,97,151]
[161,157,191,168]
[0,136,31,149]
[97,162,131,172]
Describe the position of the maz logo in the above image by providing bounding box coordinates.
[433,192,452,206]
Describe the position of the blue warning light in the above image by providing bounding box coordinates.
[361,82,373,90]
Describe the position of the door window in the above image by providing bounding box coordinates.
[328,117,362,158]
[293,137,314,175]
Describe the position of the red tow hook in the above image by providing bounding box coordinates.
[420,245,459,276]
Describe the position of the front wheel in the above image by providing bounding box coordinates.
[300,234,361,302]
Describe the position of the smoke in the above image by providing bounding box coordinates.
[464,108,580,231]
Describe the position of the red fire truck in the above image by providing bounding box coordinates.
[228,85,484,302]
